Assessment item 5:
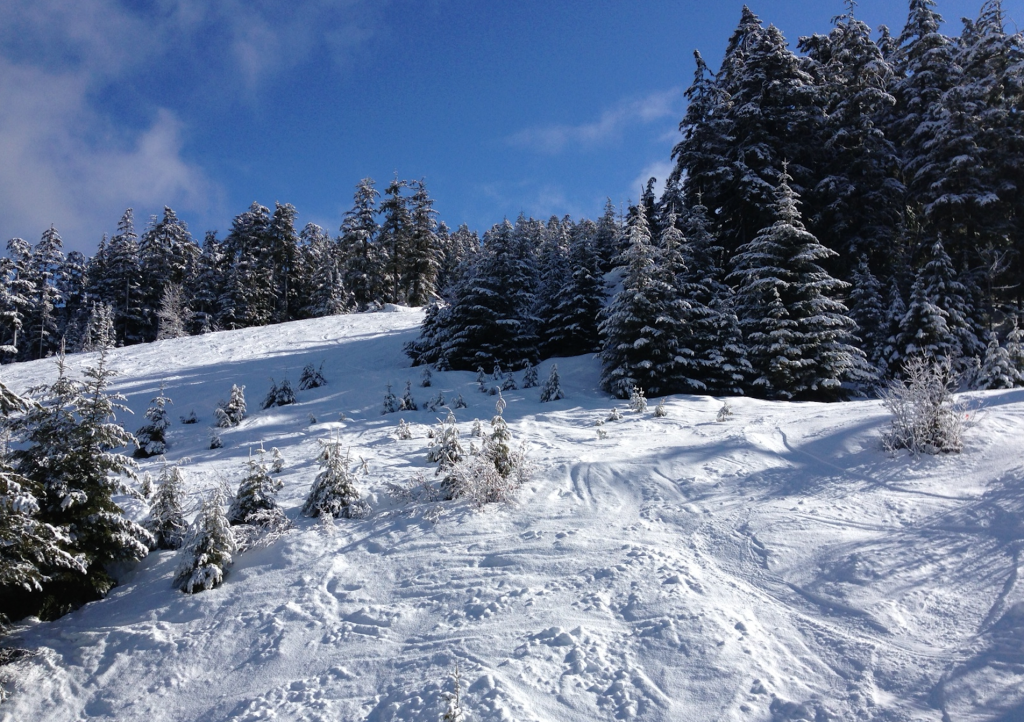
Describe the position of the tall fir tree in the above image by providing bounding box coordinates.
[729,169,864,400]
[599,204,690,398]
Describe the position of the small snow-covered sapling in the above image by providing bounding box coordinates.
[522,364,539,388]
[270,447,284,474]
[501,371,517,391]
[382,383,398,414]
[654,398,667,417]
[298,362,327,390]
[452,393,467,409]
[629,386,647,413]
[540,364,564,402]
[209,429,223,449]
[716,401,733,422]
[400,381,418,411]
[421,367,432,387]
[397,418,413,440]
[606,407,622,422]
[180,410,198,424]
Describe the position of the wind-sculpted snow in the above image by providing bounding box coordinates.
[1,308,1023,721]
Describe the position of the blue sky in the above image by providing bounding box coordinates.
[1,0,1020,253]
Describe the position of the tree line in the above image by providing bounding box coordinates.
[0,178,478,363]
[410,0,1024,399]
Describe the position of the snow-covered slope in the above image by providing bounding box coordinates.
[1,308,1023,722]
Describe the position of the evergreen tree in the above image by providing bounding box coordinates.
[594,198,624,272]
[599,204,689,398]
[378,179,412,304]
[174,487,235,594]
[139,208,200,340]
[539,364,565,402]
[135,386,172,458]
[544,220,606,356]
[155,284,189,340]
[436,223,479,297]
[801,7,904,275]
[266,202,301,323]
[302,438,361,518]
[228,450,283,525]
[1006,317,1024,381]
[103,210,146,346]
[679,202,750,395]
[56,251,90,353]
[404,179,441,306]
[880,277,909,378]
[187,231,225,334]
[339,178,383,308]
[80,303,117,353]
[847,256,887,374]
[896,237,979,368]
[976,331,1020,389]
[1,382,85,611]
[14,348,152,616]
[145,462,187,550]
[729,169,864,400]
[22,226,66,361]
[0,239,35,360]
[220,202,275,329]
[298,223,351,318]
[438,219,539,370]
[535,217,571,355]
[215,385,247,428]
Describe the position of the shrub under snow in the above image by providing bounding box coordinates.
[302,437,364,519]
[881,356,965,455]
[174,488,236,594]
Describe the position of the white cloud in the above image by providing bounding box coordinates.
[0,0,383,248]
[508,88,683,154]
[628,160,676,204]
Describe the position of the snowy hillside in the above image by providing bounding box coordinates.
[1,308,1023,722]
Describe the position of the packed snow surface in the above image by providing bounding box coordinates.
[2,308,1023,721]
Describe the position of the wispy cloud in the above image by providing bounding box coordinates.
[0,0,384,247]
[628,160,676,204]
[508,88,683,154]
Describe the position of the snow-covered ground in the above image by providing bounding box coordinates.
[1,308,1022,722]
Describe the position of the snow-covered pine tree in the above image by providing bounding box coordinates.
[298,223,352,318]
[339,178,384,309]
[539,363,564,402]
[0,382,85,614]
[261,379,296,409]
[428,409,464,474]
[404,179,441,307]
[598,203,689,398]
[186,231,225,335]
[896,237,979,369]
[174,487,236,594]
[156,283,188,340]
[299,362,327,390]
[433,219,539,371]
[215,385,247,427]
[228,449,283,525]
[400,381,417,411]
[800,7,904,277]
[879,277,908,378]
[544,219,607,357]
[729,168,864,400]
[145,462,187,550]
[80,302,117,353]
[679,202,750,395]
[139,207,200,341]
[1006,317,1024,382]
[847,257,887,376]
[535,217,572,356]
[382,383,398,414]
[102,210,146,346]
[629,386,648,413]
[0,238,34,360]
[135,385,172,458]
[302,438,362,518]
[14,347,152,616]
[22,226,66,361]
[522,364,539,388]
[976,330,1020,389]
